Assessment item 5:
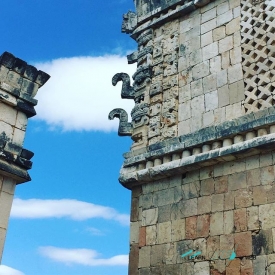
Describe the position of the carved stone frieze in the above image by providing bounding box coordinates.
[108,108,133,136]
[162,98,178,113]
[127,51,138,64]
[148,116,161,138]
[149,102,162,116]
[161,111,177,127]
[112,73,135,99]
[163,75,178,90]
[131,126,147,149]
[121,11,137,34]
[161,125,177,139]
[136,29,153,47]
[131,102,150,128]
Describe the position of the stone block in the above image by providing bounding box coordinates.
[228,80,244,104]
[235,189,252,208]
[228,172,246,191]
[252,229,273,255]
[165,243,177,265]
[234,208,247,232]
[210,212,223,236]
[0,102,17,126]
[131,198,139,222]
[139,226,146,247]
[198,196,211,215]
[226,258,241,275]
[259,203,275,230]
[207,236,220,260]
[212,193,224,212]
[191,79,203,98]
[203,73,217,93]
[253,186,267,205]
[228,63,243,84]
[210,55,221,74]
[155,188,174,207]
[178,120,190,135]
[215,175,228,193]
[130,222,139,244]
[200,178,215,196]
[171,219,185,242]
[179,101,191,121]
[191,94,205,117]
[261,166,274,185]
[220,234,234,259]
[129,244,139,275]
[235,232,252,257]
[230,46,242,65]
[0,191,14,229]
[202,42,218,61]
[260,153,273,167]
[201,31,213,47]
[186,216,197,239]
[203,111,214,127]
[139,246,151,268]
[253,255,267,275]
[226,17,240,35]
[217,2,229,15]
[180,198,198,218]
[201,7,216,24]
[197,214,210,237]
[217,70,228,89]
[194,261,210,275]
[224,210,234,234]
[192,61,210,80]
[146,225,156,245]
[179,84,191,103]
[158,204,171,223]
[2,178,15,195]
[157,221,171,244]
[205,90,218,111]
[201,18,217,34]
[142,208,158,226]
[240,258,253,275]
[219,36,233,53]
[247,206,260,231]
[151,244,165,266]
[246,155,260,170]
[218,85,229,107]
[217,10,233,27]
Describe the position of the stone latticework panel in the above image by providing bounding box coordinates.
[241,0,275,113]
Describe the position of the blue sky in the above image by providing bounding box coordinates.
[0,1,137,275]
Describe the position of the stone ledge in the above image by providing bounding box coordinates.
[120,133,275,189]
[123,107,275,165]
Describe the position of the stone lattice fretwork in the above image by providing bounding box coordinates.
[241,0,275,113]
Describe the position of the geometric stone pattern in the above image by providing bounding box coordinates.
[130,150,275,274]
[241,0,275,113]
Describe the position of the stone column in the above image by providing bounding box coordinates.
[0,52,50,261]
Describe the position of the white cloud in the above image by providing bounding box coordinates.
[86,227,105,236]
[11,198,129,225]
[39,246,128,266]
[0,265,25,275]
[34,55,136,132]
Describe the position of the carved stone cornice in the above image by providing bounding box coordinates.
[120,106,275,189]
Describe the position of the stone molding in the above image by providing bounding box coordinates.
[120,106,275,188]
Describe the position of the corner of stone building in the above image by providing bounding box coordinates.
[0,51,50,262]
[109,0,275,274]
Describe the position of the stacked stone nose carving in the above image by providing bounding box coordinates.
[241,0,275,113]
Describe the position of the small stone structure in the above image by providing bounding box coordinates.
[110,0,275,274]
[0,52,49,261]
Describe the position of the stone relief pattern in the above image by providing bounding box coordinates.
[241,0,275,113]
[148,21,180,145]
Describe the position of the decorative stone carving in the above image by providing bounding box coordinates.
[136,29,153,47]
[121,11,137,34]
[112,73,135,99]
[162,111,177,127]
[148,116,161,138]
[131,103,150,128]
[161,125,177,139]
[108,108,133,136]
[133,65,153,91]
[127,51,138,64]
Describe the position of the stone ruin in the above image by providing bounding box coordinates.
[109,0,275,274]
[0,52,49,261]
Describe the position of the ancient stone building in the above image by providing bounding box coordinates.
[0,52,49,261]
[109,0,275,274]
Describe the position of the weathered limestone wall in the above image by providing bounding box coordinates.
[130,150,275,274]
[0,52,49,261]
[109,0,275,274]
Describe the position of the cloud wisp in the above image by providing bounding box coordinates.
[0,265,25,275]
[39,246,128,266]
[34,55,136,132]
[11,198,129,225]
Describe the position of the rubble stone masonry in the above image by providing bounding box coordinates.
[109,0,275,273]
